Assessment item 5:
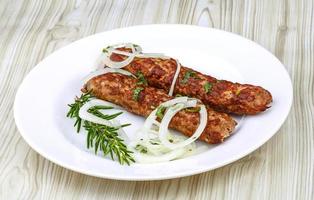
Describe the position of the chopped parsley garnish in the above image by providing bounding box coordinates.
[180,71,197,84]
[135,144,148,154]
[185,107,201,112]
[102,45,111,53]
[204,82,213,94]
[149,139,160,145]
[132,87,144,101]
[156,106,166,119]
[135,71,148,86]
[175,94,183,97]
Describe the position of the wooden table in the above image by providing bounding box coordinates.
[0,0,313,199]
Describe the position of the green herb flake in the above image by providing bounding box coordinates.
[204,82,213,94]
[132,87,144,101]
[135,71,148,86]
[156,106,166,119]
[150,142,159,145]
[102,45,112,53]
[235,89,241,95]
[175,94,183,97]
[185,107,201,113]
[180,71,197,84]
[135,144,148,154]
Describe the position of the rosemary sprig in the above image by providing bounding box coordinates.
[66,92,134,165]
[84,121,134,165]
[67,91,94,132]
[88,105,124,120]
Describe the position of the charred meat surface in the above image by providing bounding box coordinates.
[109,48,273,115]
[84,73,237,144]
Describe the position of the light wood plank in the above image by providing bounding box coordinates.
[0,0,313,199]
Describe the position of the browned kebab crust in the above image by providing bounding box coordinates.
[109,48,273,115]
[84,73,237,144]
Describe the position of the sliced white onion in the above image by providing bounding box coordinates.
[78,99,126,127]
[84,99,123,110]
[99,43,182,97]
[105,43,142,53]
[103,53,135,68]
[233,115,246,133]
[178,145,209,159]
[102,43,142,69]
[95,53,108,70]
[130,145,187,163]
[152,120,160,126]
[143,109,158,131]
[139,97,189,141]
[160,97,189,107]
[83,68,135,84]
[79,102,113,127]
[95,44,140,70]
[111,119,130,144]
[129,138,169,156]
[110,49,136,57]
[140,97,199,139]
[130,97,207,163]
[185,99,198,107]
[148,130,159,135]
[99,43,181,97]
[136,53,170,59]
[168,59,181,96]
[159,103,207,150]
[130,126,202,162]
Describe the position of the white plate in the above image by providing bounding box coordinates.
[14,25,293,180]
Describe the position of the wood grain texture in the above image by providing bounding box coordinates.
[0,0,313,199]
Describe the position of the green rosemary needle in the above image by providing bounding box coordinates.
[66,91,94,132]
